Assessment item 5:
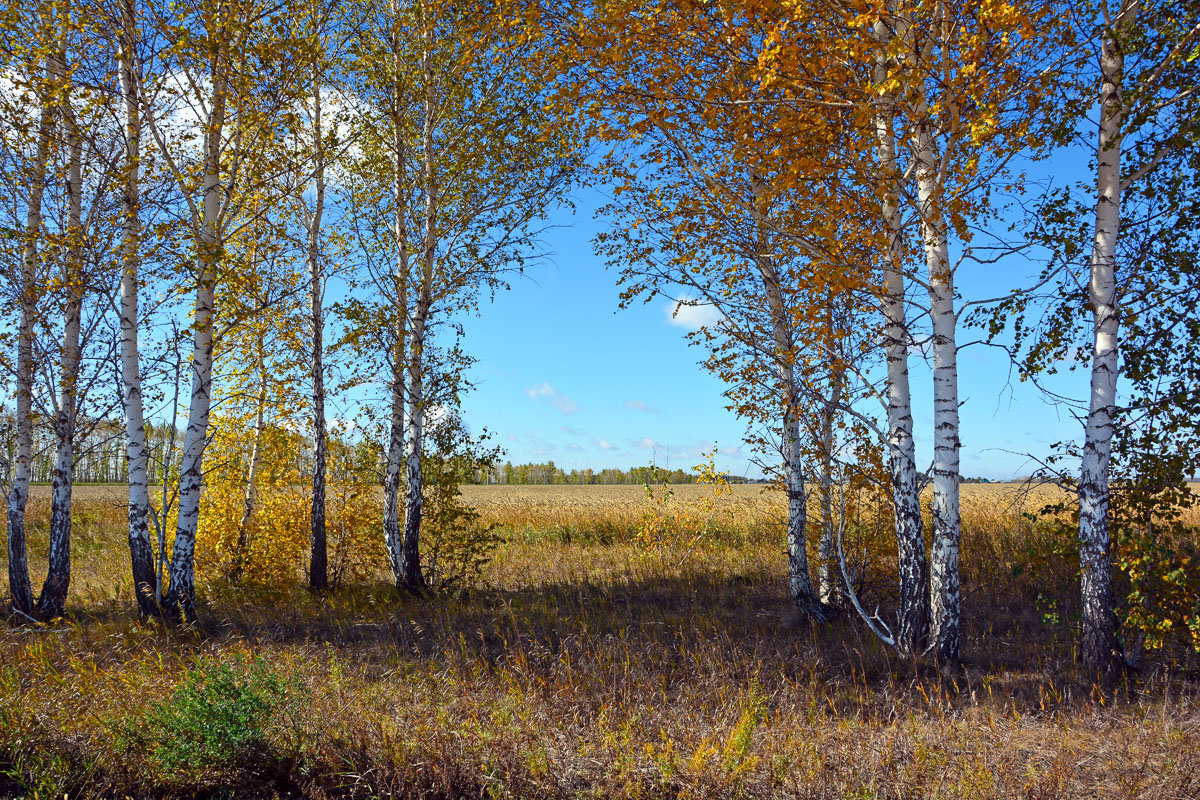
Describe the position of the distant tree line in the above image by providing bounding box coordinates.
[1,412,754,489]
[473,462,721,486]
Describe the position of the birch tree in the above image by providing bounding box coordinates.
[2,0,124,620]
[567,0,884,621]
[33,62,86,620]
[991,0,1200,673]
[142,0,300,620]
[297,0,335,591]
[343,0,415,587]
[275,0,353,591]
[1,2,60,617]
[110,0,159,617]
[859,0,1063,663]
[347,0,578,591]
[1073,0,1200,674]
[868,42,928,652]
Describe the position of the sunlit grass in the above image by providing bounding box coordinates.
[1,484,1197,798]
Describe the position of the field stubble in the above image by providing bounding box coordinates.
[0,483,1196,798]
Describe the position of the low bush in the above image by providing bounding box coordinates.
[132,654,307,782]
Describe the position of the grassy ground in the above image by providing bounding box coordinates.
[0,484,1198,799]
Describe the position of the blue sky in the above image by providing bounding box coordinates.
[451,185,1091,481]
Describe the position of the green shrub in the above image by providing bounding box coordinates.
[139,655,305,778]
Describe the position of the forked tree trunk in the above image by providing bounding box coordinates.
[166,62,226,622]
[871,34,928,655]
[6,45,57,618]
[36,104,84,620]
[308,64,328,591]
[117,0,158,617]
[1078,11,1128,675]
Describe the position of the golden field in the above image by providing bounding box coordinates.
[0,481,1197,799]
[460,480,1089,531]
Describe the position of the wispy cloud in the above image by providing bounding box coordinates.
[665,297,724,330]
[526,382,579,415]
[525,432,556,456]
[634,436,660,450]
[593,438,616,451]
[625,400,658,413]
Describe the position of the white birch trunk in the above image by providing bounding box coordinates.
[116,0,158,617]
[235,362,268,573]
[912,92,963,665]
[750,175,823,621]
[400,26,436,592]
[817,352,843,606]
[6,45,57,617]
[1078,6,1129,672]
[383,6,409,584]
[384,330,406,584]
[871,30,929,655]
[36,103,84,620]
[166,63,226,622]
[308,63,328,590]
[402,292,429,591]
[157,353,183,604]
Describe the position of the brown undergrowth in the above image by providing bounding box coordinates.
[0,485,1198,799]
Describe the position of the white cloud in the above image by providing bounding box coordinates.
[634,436,660,450]
[425,403,452,427]
[593,438,616,451]
[625,400,658,412]
[526,382,579,415]
[665,297,724,330]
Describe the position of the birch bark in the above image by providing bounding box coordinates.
[383,4,409,584]
[36,101,84,620]
[6,44,57,617]
[308,63,328,590]
[817,349,843,607]
[165,48,227,621]
[871,24,928,655]
[1077,2,1131,673]
[116,0,158,617]
[911,88,963,665]
[400,25,436,592]
[750,175,824,621]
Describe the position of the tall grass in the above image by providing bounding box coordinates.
[0,484,1197,798]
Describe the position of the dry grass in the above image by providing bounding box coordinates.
[0,483,1197,799]
[463,481,1200,531]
